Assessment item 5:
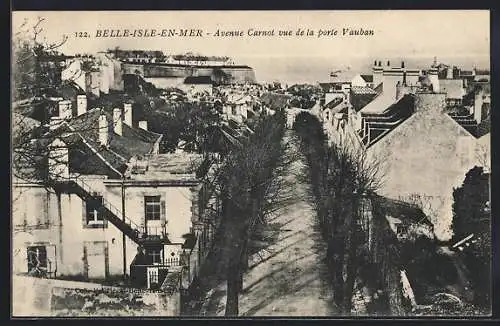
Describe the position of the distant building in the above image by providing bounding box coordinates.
[182,76,214,97]
[439,79,466,107]
[61,55,123,98]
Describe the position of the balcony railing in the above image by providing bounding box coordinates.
[142,224,167,239]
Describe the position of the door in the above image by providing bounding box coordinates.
[144,195,165,237]
[85,242,108,280]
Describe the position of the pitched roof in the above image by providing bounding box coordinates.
[350,90,378,112]
[42,108,163,177]
[359,94,415,148]
[330,70,358,83]
[360,93,396,114]
[68,108,161,157]
[324,97,344,111]
[475,103,491,138]
[439,79,465,100]
[474,69,490,76]
[132,153,203,180]
[13,113,41,134]
[360,74,374,83]
[351,86,377,95]
[372,195,433,227]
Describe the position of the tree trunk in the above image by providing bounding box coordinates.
[237,238,248,292]
[341,246,357,314]
[225,264,240,316]
[237,264,244,292]
[341,195,359,314]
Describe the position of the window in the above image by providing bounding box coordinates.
[147,267,159,288]
[396,224,408,236]
[147,249,162,265]
[145,196,161,220]
[86,196,104,224]
[27,246,47,274]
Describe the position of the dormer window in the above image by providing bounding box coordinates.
[396,223,408,236]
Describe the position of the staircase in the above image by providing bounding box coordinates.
[48,177,167,246]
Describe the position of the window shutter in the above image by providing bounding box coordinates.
[140,196,145,229]
[46,245,56,274]
[160,199,166,223]
[43,192,49,226]
[82,199,87,226]
[35,193,42,226]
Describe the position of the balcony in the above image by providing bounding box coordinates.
[130,254,184,289]
[139,224,168,244]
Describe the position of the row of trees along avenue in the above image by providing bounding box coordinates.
[187,110,293,316]
[293,111,385,314]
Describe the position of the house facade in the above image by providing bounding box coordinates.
[61,55,123,98]
[330,60,490,241]
[12,95,215,289]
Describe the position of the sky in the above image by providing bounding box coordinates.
[12,10,490,84]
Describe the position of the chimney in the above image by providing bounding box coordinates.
[428,68,440,93]
[372,60,384,87]
[49,116,63,131]
[58,100,72,119]
[138,120,148,131]
[378,61,382,67]
[113,108,123,136]
[446,66,453,79]
[98,114,109,146]
[387,60,391,67]
[124,103,133,126]
[401,61,405,69]
[77,95,87,116]
[474,90,483,124]
[48,138,69,179]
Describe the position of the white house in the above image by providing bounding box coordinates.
[12,96,216,289]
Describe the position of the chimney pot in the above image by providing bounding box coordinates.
[98,114,109,146]
[58,100,72,120]
[138,120,148,131]
[124,103,133,126]
[387,60,390,67]
[77,95,87,116]
[401,61,405,69]
[113,108,123,136]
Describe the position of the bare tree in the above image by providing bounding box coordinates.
[294,111,385,313]
[183,111,293,316]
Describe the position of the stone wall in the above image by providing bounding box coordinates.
[123,63,257,84]
[12,275,181,317]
